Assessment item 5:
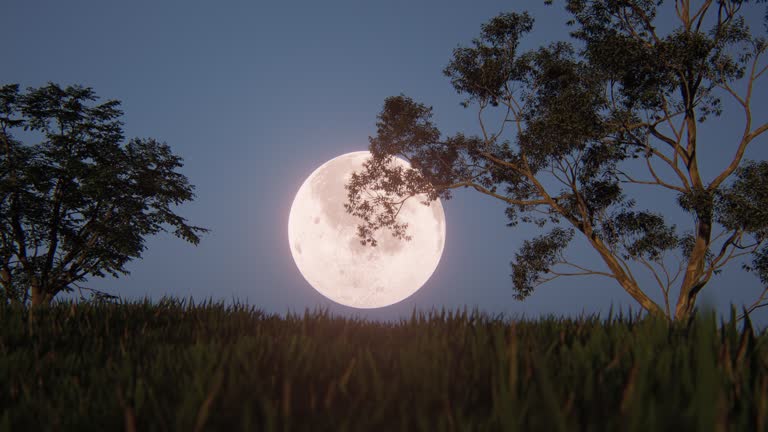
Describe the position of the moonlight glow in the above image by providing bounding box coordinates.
[288,151,446,308]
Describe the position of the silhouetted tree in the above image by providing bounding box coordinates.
[0,83,206,306]
[346,1,768,321]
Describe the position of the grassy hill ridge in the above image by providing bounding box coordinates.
[1,299,766,431]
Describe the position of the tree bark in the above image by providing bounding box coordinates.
[30,283,47,307]
[674,216,712,320]
[588,235,667,318]
[0,267,9,290]
[0,267,13,303]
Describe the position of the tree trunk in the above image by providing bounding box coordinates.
[30,283,47,307]
[0,267,10,294]
[674,216,712,321]
[588,236,667,318]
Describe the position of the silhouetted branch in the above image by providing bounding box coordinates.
[738,286,768,321]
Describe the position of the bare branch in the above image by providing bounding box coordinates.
[738,286,768,321]
[553,260,615,278]
[445,181,548,206]
[638,256,672,319]
[709,47,767,190]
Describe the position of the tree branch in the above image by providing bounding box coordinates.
[738,286,768,321]
[709,48,766,190]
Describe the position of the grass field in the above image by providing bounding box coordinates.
[1,299,766,431]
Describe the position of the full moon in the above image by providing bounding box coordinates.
[288,151,446,308]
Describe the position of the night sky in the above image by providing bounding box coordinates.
[4,1,767,323]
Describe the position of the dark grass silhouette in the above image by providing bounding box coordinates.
[1,298,766,431]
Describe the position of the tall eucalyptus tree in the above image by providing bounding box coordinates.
[346,1,768,320]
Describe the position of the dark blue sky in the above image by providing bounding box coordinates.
[3,1,767,323]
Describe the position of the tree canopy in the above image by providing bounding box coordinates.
[0,83,206,305]
[345,0,768,320]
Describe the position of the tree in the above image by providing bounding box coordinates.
[345,1,768,321]
[0,83,207,306]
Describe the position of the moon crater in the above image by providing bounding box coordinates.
[288,151,446,308]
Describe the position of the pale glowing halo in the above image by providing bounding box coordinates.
[288,151,446,308]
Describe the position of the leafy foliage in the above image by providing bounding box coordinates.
[346,1,768,320]
[603,211,679,261]
[511,228,574,299]
[0,83,206,305]
[717,160,768,282]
